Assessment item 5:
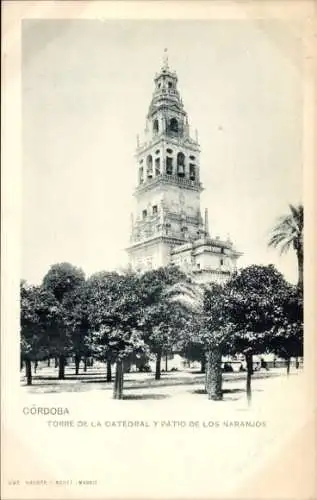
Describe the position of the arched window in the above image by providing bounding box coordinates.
[155,157,160,176]
[170,118,178,133]
[153,119,159,135]
[166,157,173,175]
[147,155,153,178]
[177,152,185,177]
[139,167,144,184]
[189,164,196,181]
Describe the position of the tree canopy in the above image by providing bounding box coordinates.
[269,204,303,289]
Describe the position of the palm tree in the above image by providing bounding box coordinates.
[165,278,227,401]
[269,204,303,290]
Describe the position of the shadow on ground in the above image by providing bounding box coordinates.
[192,388,245,395]
[123,393,170,400]
[191,387,264,402]
[21,370,281,395]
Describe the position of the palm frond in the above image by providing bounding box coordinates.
[165,281,205,315]
[268,204,304,256]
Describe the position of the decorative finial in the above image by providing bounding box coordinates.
[163,48,169,69]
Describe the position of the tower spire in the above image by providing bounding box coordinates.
[162,48,169,69]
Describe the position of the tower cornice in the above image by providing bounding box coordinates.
[136,135,200,156]
[126,234,186,252]
[134,173,203,196]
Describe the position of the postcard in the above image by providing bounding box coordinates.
[1,1,316,499]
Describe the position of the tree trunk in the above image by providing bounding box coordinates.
[106,361,112,382]
[47,358,50,367]
[286,357,291,376]
[297,247,303,291]
[155,349,162,380]
[200,353,206,373]
[206,347,222,400]
[54,357,58,368]
[165,353,168,372]
[20,358,24,371]
[113,361,124,399]
[58,355,65,380]
[91,358,94,367]
[34,360,38,373]
[295,357,299,369]
[75,354,80,375]
[84,357,88,372]
[25,359,32,386]
[245,351,253,406]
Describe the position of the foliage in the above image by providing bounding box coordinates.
[166,278,233,350]
[85,271,149,363]
[20,281,61,361]
[269,204,303,288]
[41,263,86,359]
[62,283,91,360]
[42,262,85,302]
[267,284,303,359]
[21,257,303,394]
[224,264,302,355]
[269,204,303,255]
[138,265,188,356]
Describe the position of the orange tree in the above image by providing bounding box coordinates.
[267,282,303,375]
[20,281,62,385]
[85,271,149,399]
[42,262,85,379]
[166,278,233,400]
[138,265,187,380]
[62,283,91,375]
[223,265,302,403]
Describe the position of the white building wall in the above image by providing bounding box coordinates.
[129,239,175,270]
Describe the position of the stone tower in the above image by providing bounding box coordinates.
[127,53,241,280]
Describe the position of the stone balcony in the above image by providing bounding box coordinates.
[135,172,203,194]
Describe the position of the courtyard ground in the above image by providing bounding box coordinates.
[20,360,290,399]
[5,366,313,500]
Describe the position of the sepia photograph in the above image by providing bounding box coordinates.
[21,17,303,398]
[2,2,316,500]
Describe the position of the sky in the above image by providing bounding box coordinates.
[22,19,303,285]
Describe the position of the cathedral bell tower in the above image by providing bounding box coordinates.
[127,52,242,277]
[127,52,206,271]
